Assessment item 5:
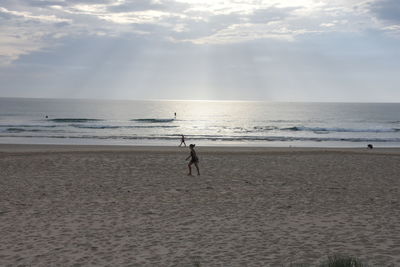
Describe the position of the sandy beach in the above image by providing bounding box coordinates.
[0,144,399,266]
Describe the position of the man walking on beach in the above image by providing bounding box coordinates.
[179,134,186,147]
[186,144,200,176]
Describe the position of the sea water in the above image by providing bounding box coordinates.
[1,97,400,147]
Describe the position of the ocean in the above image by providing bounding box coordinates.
[1,97,400,147]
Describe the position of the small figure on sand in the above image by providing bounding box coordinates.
[186,144,200,176]
[367,144,373,149]
[179,134,186,147]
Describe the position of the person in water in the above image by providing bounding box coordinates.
[179,134,186,147]
[186,144,200,176]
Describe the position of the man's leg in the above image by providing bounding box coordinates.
[188,162,192,175]
[194,162,200,175]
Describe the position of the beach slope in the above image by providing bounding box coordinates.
[0,145,399,266]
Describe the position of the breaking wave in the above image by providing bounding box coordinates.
[282,126,400,133]
[2,134,400,143]
[70,125,178,129]
[132,118,175,123]
[49,118,103,123]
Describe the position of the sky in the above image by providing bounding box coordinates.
[0,0,400,102]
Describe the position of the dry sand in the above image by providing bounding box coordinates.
[0,144,400,266]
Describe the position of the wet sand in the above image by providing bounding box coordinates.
[0,144,399,266]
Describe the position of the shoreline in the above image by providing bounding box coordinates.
[2,136,400,149]
[2,143,400,154]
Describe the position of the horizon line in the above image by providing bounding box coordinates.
[1,96,400,104]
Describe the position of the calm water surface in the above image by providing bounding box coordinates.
[1,98,400,147]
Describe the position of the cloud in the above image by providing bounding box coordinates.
[23,0,69,7]
[0,0,398,66]
[184,22,302,44]
[0,7,70,22]
[107,0,165,13]
[164,5,303,43]
[249,6,300,24]
[0,6,73,65]
[0,28,46,65]
[369,0,400,23]
[320,23,335,27]
[25,0,112,6]
[106,0,188,13]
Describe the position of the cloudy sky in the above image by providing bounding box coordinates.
[0,0,400,101]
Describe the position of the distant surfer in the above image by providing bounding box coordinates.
[186,144,200,176]
[174,112,176,118]
[179,134,186,147]
[45,115,48,119]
